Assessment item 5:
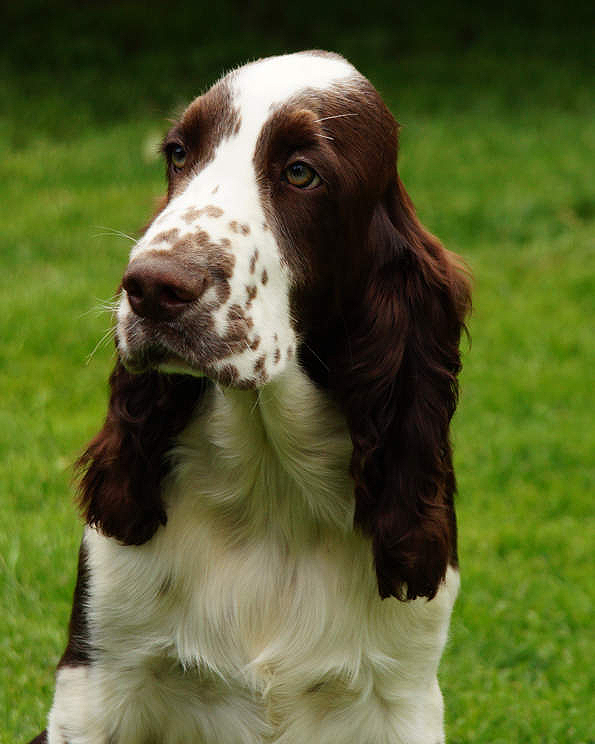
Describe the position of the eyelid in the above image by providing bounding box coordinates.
[284,156,324,184]
[163,140,187,172]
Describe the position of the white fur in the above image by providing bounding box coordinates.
[48,362,458,743]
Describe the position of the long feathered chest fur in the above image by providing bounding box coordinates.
[60,365,458,743]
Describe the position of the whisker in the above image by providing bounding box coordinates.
[92,225,137,243]
[250,387,266,415]
[79,296,121,320]
[314,113,359,123]
[86,326,116,365]
[301,341,329,371]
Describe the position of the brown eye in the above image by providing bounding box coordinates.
[284,162,321,189]
[170,144,187,170]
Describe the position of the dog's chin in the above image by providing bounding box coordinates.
[120,346,204,379]
[119,341,271,391]
[158,359,207,379]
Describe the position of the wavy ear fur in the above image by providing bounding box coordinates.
[336,178,471,600]
[77,361,207,545]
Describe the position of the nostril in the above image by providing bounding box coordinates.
[122,275,145,303]
[158,283,198,306]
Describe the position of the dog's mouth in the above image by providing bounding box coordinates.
[116,309,255,385]
[118,340,184,375]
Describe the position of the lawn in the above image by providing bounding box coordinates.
[1,3,593,742]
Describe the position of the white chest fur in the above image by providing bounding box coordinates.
[50,364,459,744]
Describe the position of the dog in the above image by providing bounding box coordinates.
[30,50,470,743]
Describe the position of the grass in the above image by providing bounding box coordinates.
[1,3,594,741]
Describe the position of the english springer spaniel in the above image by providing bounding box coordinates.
[30,51,471,744]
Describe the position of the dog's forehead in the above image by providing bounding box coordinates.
[182,52,357,152]
[230,52,356,109]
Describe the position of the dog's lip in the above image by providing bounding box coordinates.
[119,344,189,375]
[158,358,206,378]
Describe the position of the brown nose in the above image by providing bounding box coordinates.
[122,254,207,321]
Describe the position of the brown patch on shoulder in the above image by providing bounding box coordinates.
[274,348,281,364]
[240,223,250,235]
[261,269,268,285]
[249,336,261,351]
[249,254,257,274]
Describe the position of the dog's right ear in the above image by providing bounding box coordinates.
[77,360,206,545]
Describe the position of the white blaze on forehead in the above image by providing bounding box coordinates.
[229,52,356,161]
[231,51,356,127]
[136,53,357,248]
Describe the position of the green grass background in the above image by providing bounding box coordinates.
[1,2,593,741]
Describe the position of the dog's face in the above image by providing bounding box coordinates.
[116,51,396,388]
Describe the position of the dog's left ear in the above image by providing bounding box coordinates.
[335,178,471,600]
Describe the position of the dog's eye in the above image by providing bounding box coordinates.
[170,144,187,170]
[284,162,321,189]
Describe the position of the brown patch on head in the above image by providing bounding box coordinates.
[162,78,241,201]
[253,78,396,288]
[261,269,268,285]
[249,254,257,274]
[240,223,250,235]
[274,348,281,364]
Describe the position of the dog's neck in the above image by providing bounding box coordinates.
[167,361,355,539]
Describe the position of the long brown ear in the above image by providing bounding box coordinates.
[336,178,471,600]
[77,361,207,545]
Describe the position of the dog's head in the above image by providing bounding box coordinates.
[85,51,471,600]
[116,51,398,388]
